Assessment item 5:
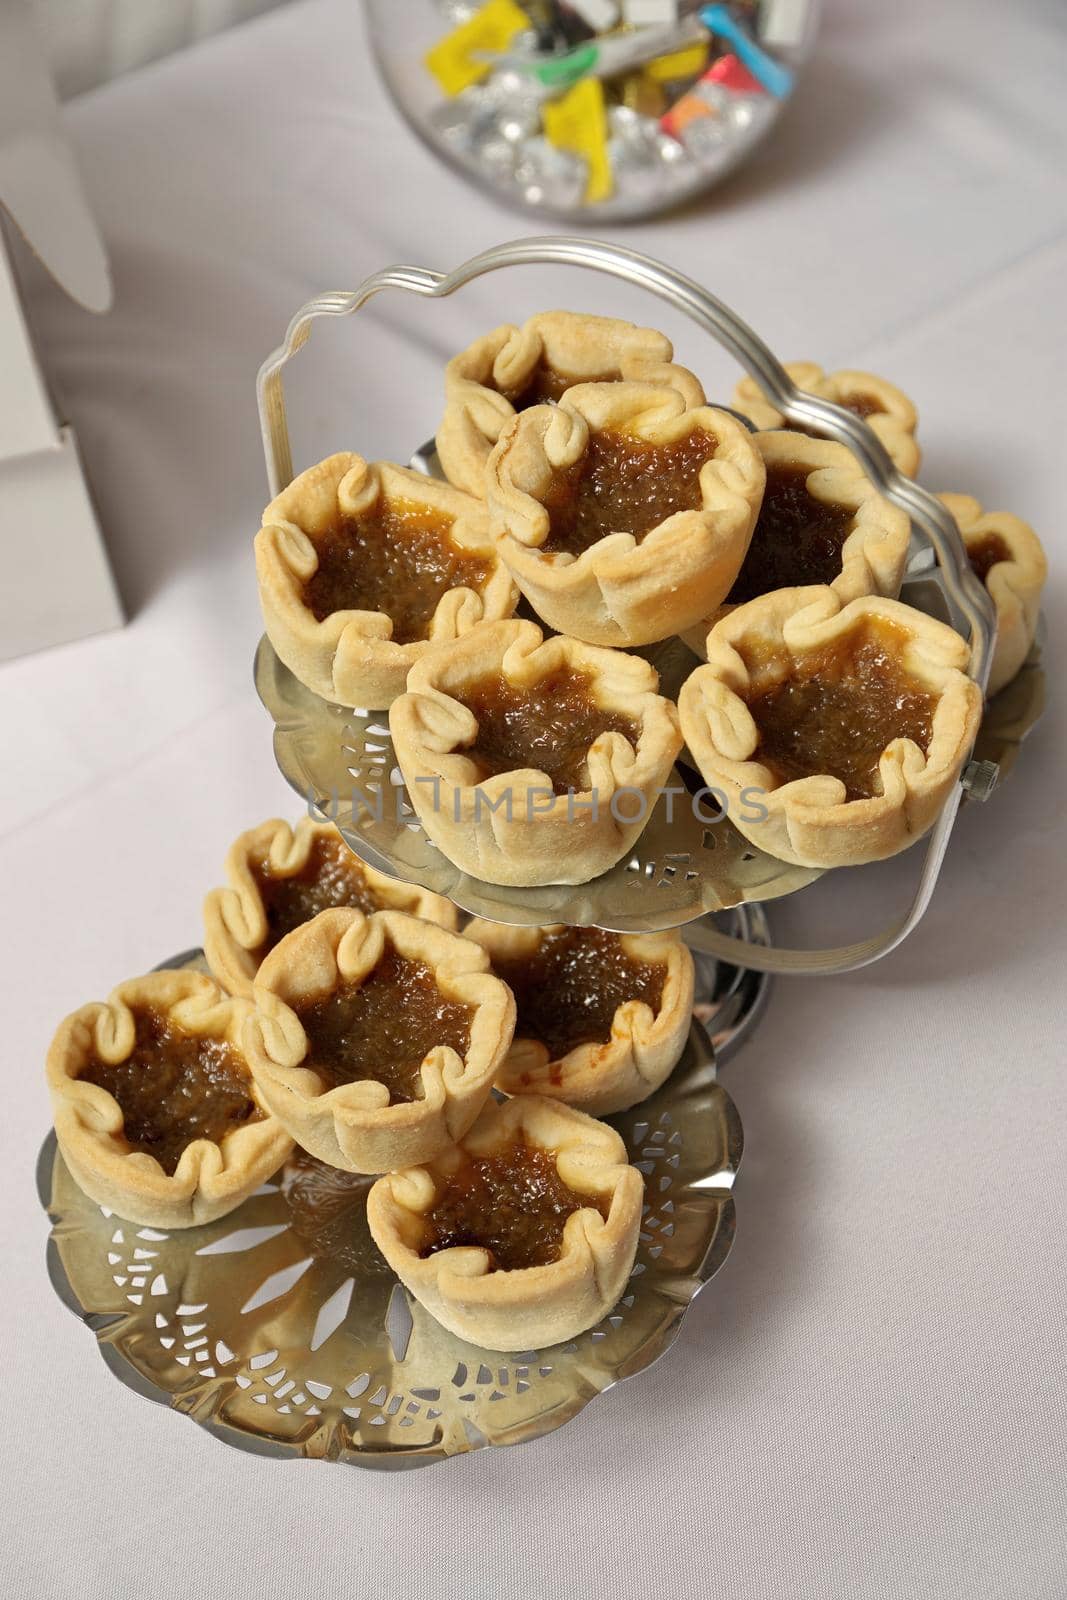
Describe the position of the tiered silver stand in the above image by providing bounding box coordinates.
[40,239,1044,1469]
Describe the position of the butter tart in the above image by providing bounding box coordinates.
[465,921,694,1115]
[486,382,765,647]
[683,431,911,653]
[366,1094,643,1350]
[732,361,921,475]
[389,618,682,887]
[255,452,517,708]
[939,493,1047,696]
[437,309,705,498]
[204,817,457,998]
[47,970,293,1228]
[678,588,982,868]
[244,908,515,1174]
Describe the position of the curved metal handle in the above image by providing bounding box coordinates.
[256,235,997,976]
[688,784,966,974]
[258,234,994,673]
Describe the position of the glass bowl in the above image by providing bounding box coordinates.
[364,0,822,223]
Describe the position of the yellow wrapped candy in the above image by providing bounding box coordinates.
[425,0,531,97]
[543,78,613,203]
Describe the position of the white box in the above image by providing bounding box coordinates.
[0,0,122,662]
[0,424,122,661]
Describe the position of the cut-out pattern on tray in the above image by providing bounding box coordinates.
[43,1020,741,1468]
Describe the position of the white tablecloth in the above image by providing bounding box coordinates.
[4,1,1066,1594]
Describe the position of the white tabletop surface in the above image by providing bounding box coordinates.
[5,0,1066,1594]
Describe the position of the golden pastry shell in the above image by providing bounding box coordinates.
[732,361,921,476]
[464,920,694,1116]
[486,382,765,647]
[255,452,516,708]
[47,969,293,1228]
[388,618,683,888]
[938,492,1047,696]
[203,816,458,998]
[244,907,515,1174]
[682,430,911,654]
[678,587,983,869]
[366,1093,644,1351]
[437,308,706,498]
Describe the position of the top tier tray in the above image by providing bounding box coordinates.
[255,237,1032,976]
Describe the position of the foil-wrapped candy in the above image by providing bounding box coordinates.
[435,1,484,23]
[607,104,671,196]
[513,135,589,207]
[420,0,811,215]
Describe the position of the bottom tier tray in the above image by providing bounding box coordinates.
[39,934,754,1470]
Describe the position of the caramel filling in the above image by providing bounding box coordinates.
[728,461,855,604]
[541,427,717,556]
[503,360,615,409]
[459,665,639,794]
[750,623,937,801]
[492,927,665,1064]
[421,1139,605,1271]
[791,393,886,437]
[254,833,378,955]
[293,946,473,1101]
[841,393,886,420]
[303,499,491,644]
[968,531,1011,585]
[80,1007,260,1175]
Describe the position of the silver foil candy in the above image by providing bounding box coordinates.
[477,131,525,180]
[513,135,588,208]
[435,0,483,24]
[727,91,777,136]
[607,104,671,196]
[472,65,549,118]
[429,67,545,156]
